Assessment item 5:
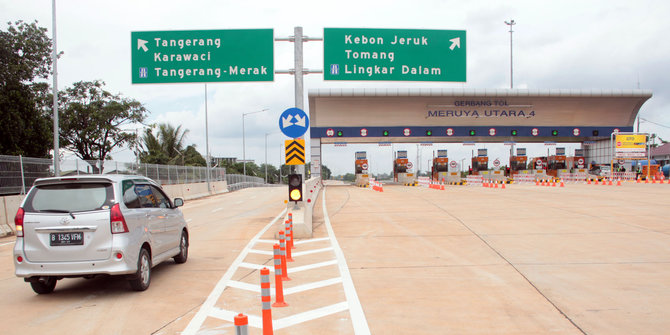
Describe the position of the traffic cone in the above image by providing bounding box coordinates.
[501,182,506,189]
[617,179,622,186]
[260,268,274,335]
[535,180,539,186]
[272,244,288,307]
[587,178,591,185]
[560,180,565,187]
[440,182,445,190]
[552,180,556,187]
[235,314,249,335]
[495,181,499,188]
[637,176,641,183]
[608,179,613,186]
[595,179,599,185]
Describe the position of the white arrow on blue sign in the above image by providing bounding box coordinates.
[279,107,309,138]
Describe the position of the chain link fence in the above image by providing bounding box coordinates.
[0,155,267,195]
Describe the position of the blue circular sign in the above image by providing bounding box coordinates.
[279,107,309,138]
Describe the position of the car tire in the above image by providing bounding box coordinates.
[30,276,57,294]
[173,231,189,264]
[129,248,151,291]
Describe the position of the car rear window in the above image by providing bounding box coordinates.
[24,183,115,213]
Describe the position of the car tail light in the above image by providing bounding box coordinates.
[110,204,129,234]
[15,208,24,237]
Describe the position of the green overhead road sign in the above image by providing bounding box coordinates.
[324,28,466,82]
[131,29,273,84]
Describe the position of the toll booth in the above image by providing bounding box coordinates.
[547,147,569,178]
[567,149,587,174]
[354,151,369,187]
[529,156,548,180]
[510,147,531,179]
[393,150,416,185]
[470,149,488,176]
[432,150,449,182]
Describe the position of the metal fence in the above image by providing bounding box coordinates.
[0,155,267,195]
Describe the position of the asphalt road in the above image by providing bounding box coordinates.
[1,181,669,334]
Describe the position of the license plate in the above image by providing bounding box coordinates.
[50,232,84,246]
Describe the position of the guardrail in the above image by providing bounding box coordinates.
[0,154,273,195]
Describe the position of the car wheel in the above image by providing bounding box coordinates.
[173,231,188,264]
[129,248,151,291]
[30,276,57,294]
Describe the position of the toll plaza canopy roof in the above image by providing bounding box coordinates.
[308,88,653,144]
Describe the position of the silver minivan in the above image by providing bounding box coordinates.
[13,175,189,294]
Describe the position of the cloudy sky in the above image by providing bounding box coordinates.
[3,0,669,176]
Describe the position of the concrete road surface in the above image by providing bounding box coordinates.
[1,181,669,334]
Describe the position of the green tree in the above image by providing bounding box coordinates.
[140,123,205,166]
[59,80,148,171]
[0,21,54,157]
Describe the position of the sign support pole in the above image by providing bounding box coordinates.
[293,27,305,181]
[205,84,211,192]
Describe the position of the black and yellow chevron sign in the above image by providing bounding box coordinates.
[285,139,305,165]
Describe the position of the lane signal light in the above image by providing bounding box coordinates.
[288,174,302,202]
[426,130,433,136]
[469,130,476,136]
[511,129,518,136]
[382,130,390,136]
[551,130,559,136]
[337,130,344,137]
[592,130,599,136]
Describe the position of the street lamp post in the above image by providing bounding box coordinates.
[505,19,516,89]
[264,132,271,184]
[242,108,269,176]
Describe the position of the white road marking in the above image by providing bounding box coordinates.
[211,207,224,213]
[248,249,273,256]
[182,208,287,335]
[294,237,330,245]
[273,302,349,330]
[284,277,343,295]
[0,241,14,247]
[322,188,371,334]
[186,218,193,223]
[183,186,369,334]
[292,247,334,257]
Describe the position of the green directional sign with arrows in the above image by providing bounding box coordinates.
[324,28,466,82]
[131,29,273,84]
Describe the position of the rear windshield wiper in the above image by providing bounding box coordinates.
[40,209,76,219]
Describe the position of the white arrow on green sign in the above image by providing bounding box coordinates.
[131,29,274,84]
[324,28,466,82]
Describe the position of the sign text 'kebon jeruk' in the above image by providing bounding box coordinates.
[131,29,273,84]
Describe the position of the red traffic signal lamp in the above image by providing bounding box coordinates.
[288,174,302,202]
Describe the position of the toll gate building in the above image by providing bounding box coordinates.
[308,88,652,177]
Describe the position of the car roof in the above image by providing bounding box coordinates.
[33,175,158,187]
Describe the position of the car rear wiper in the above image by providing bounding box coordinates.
[40,209,76,219]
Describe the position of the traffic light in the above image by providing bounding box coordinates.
[469,130,476,136]
[552,130,559,136]
[288,174,302,202]
[382,130,390,136]
[511,129,518,136]
[426,130,433,136]
[337,130,344,137]
[592,130,599,136]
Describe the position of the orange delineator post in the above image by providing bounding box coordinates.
[278,232,290,281]
[285,220,294,250]
[272,244,288,307]
[235,313,249,335]
[284,224,294,262]
[260,267,273,335]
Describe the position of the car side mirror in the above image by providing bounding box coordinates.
[173,198,184,207]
